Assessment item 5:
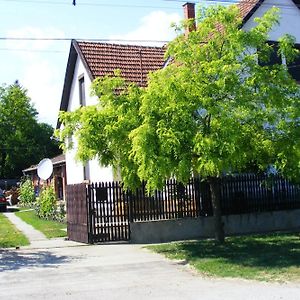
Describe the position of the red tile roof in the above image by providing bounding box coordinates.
[77,42,166,87]
[23,154,65,172]
[238,0,262,21]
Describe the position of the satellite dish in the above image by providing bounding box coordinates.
[37,158,53,180]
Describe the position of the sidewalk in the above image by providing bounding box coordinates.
[3,210,85,249]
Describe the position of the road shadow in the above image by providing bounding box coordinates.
[0,249,71,272]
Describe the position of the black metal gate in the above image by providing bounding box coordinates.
[87,182,130,243]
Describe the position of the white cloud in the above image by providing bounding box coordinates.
[110,11,181,46]
[22,60,62,127]
[5,26,66,127]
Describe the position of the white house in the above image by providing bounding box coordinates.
[57,1,300,185]
[57,40,165,184]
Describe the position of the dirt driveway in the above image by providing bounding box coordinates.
[0,242,299,300]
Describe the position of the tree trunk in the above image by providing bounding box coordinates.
[208,176,225,243]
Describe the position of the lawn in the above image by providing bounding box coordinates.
[15,209,67,239]
[0,213,29,248]
[146,232,300,282]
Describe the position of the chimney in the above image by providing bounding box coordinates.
[183,2,196,35]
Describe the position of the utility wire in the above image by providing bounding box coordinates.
[0,37,170,43]
[152,0,299,10]
[1,0,300,10]
[0,0,180,10]
[0,48,65,53]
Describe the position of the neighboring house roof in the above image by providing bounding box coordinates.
[57,40,165,128]
[238,0,300,24]
[23,154,65,173]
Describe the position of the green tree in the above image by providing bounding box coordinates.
[130,6,300,242]
[58,71,143,186]
[0,82,60,178]
[59,6,300,243]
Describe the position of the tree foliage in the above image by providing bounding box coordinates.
[58,71,143,187]
[19,178,35,205]
[58,5,300,242]
[0,82,60,178]
[129,6,300,191]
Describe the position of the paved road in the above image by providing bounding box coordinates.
[1,242,300,300]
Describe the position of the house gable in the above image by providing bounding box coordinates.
[239,0,300,24]
[240,0,300,43]
[57,40,165,128]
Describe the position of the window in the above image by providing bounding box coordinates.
[258,42,282,67]
[78,76,86,106]
[258,41,300,82]
[287,44,300,82]
[83,162,90,181]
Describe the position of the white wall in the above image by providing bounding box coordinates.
[242,0,300,43]
[65,56,114,184]
[89,158,114,183]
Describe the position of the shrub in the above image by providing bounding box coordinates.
[35,185,66,222]
[35,185,57,219]
[19,178,35,206]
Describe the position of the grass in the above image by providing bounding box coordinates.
[0,213,30,248]
[15,209,67,239]
[146,232,300,282]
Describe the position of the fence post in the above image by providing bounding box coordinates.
[86,183,93,244]
[126,189,133,223]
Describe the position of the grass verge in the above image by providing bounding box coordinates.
[0,213,29,248]
[146,232,300,282]
[15,209,67,239]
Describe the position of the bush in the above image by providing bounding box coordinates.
[35,185,57,219]
[35,185,66,222]
[19,178,35,206]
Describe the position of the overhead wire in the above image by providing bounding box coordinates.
[0,48,65,53]
[0,0,180,10]
[0,0,299,50]
[163,0,300,10]
[0,0,300,10]
[0,37,170,42]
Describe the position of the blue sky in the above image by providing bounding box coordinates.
[0,0,227,126]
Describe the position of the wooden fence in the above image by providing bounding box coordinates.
[66,183,89,243]
[127,178,212,221]
[220,174,300,214]
[66,174,300,243]
[125,174,300,221]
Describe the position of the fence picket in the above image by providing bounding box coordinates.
[67,174,300,244]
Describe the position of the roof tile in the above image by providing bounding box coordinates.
[238,0,261,19]
[77,42,166,87]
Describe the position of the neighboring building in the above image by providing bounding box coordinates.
[57,1,300,185]
[23,154,66,200]
[239,0,300,82]
[57,40,165,184]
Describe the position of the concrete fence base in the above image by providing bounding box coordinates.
[130,209,300,244]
